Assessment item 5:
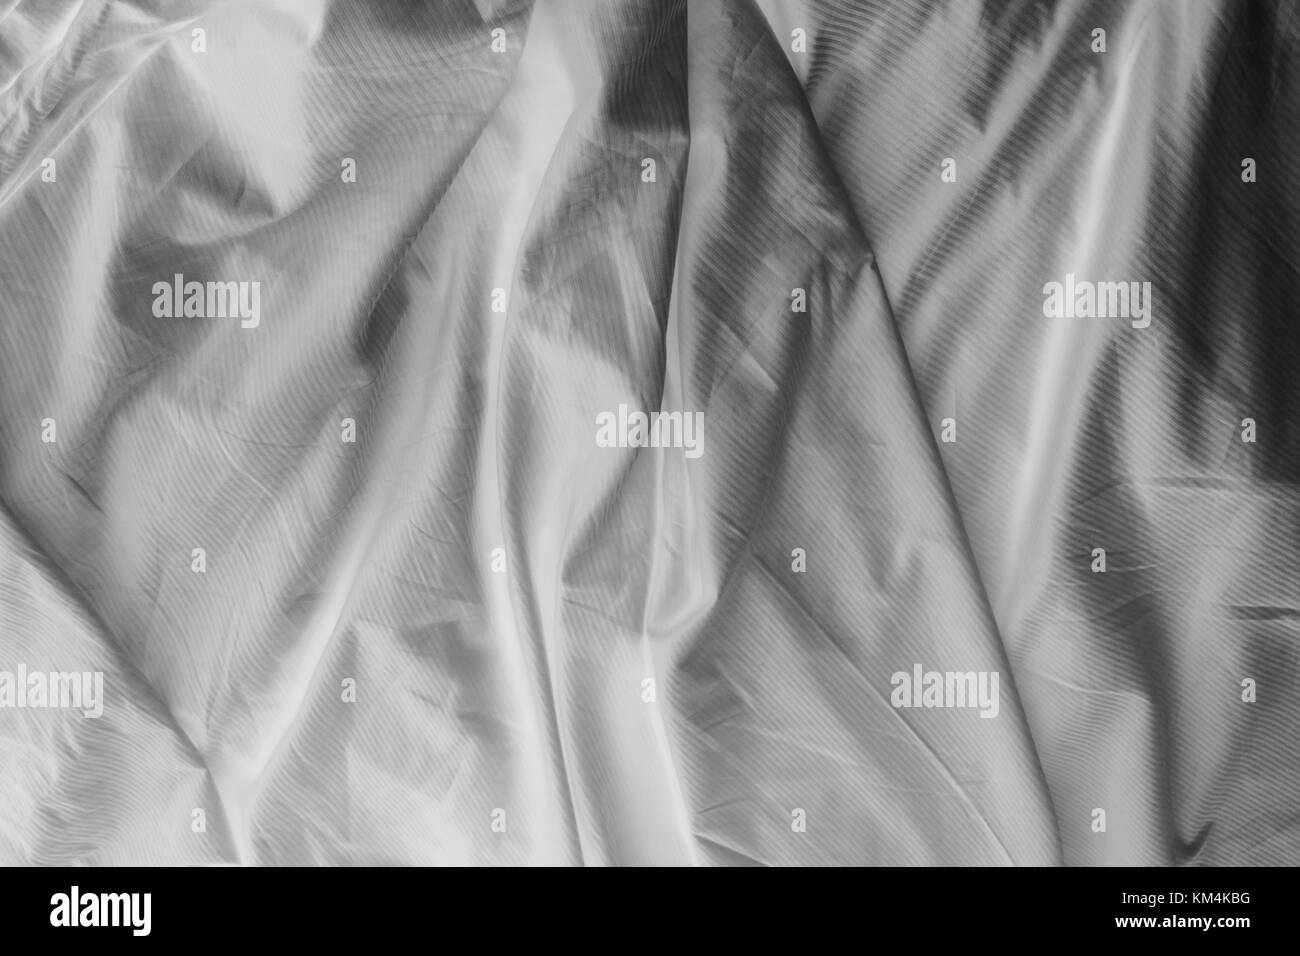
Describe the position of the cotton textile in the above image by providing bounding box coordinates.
[0,0,1296,866]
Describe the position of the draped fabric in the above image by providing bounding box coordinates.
[1,0,1295,865]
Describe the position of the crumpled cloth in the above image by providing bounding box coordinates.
[1,0,1296,865]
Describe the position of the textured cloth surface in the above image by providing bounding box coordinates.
[0,0,1296,865]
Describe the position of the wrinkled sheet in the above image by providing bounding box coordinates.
[0,0,1296,865]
